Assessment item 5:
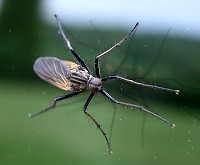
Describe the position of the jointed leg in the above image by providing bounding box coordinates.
[96,22,140,59]
[29,91,83,117]
[102,76,179,94]
[95,22,140,78]
[54,14,91,73]
[83,92,112,153]
[100,89,175,128]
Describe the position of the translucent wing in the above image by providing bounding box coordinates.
[63,60,79,70]
[33,57,72,91]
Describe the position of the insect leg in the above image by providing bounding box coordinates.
[54,14,91,73]
[83,92,96,112]
[102,76,179,94]
[83,92,112,153]
[29,91,82,117]
[94,22,139,78]
[99,89,175,128]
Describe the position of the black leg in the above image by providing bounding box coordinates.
[83,92,95,112]
[29,91,83,117]
[99,89,175,128]
[54,14,91,73]
[102,76,179,94]
[95,57,101,78]
[95,22,139,78]
[94,22,140,78]
[83,92,112,153]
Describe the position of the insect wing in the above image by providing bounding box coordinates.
[33,57,72,91]
[63,60,79,70]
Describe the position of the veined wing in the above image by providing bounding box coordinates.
[33,57,72,91]
[63,60,79,70]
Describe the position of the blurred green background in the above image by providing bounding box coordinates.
[0,1,200,165]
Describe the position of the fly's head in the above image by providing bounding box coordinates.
[88,77,102,93]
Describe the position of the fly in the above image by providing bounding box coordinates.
[29,14,179,153]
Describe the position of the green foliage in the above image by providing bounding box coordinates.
[0,0,40,78]
[0,80,200,165]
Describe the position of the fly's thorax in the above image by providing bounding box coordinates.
[88,77,102,93]
[70,66,90,91]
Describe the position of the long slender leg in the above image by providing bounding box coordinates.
[100,89,175,128]
[83,92,112,153]
[29,91,82,117]
[95,22,139,78]
[54,14,91,73]
[83,92,95,111]
[102,76,179,94]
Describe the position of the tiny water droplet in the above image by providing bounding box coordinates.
[184,28,189,32]
[28,113,32,117]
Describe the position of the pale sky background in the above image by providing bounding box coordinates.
[0,0,199,38]
[41,0,199,38]
[0,0,200,39]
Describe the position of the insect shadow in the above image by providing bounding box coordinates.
[29,14,179,153]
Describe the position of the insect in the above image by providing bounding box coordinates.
[29,14,179,153]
